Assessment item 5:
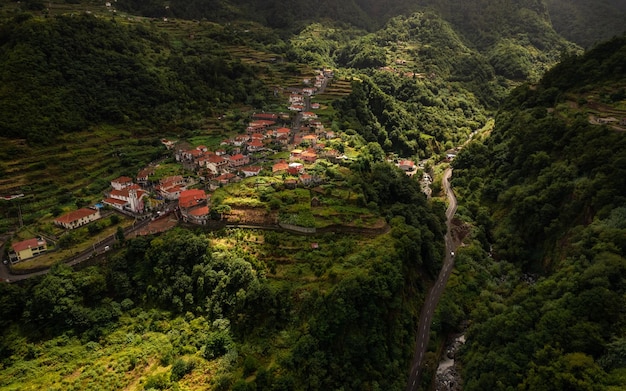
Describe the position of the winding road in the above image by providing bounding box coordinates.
[406,168,458,391]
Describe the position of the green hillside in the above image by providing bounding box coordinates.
[0,12,274,143]
[449,36,626,390]
[545,0,626,48]
[1,1,626,390]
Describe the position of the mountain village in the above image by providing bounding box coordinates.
[8,67,423,265]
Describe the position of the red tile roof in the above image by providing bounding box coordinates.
[249,120,276,128]
[108,188,147,202]
[273,160,289,172]
[242,166,262,173]
[12,238,45,252]
[189,205,210,217]
[112,176,133,184]
[253,113,278,120]
[54,208,99,224]
[207,155,227,164]
[179,189,207,209]
[103,197,128,206]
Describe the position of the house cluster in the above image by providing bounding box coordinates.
[175,96,337,190]
[102,176,149,214]
[288,68,332,112]
[5,71,346,264]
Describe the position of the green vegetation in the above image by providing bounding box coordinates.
[0,158,444,390]
[0,13,273,143]
[1,1,625,390]
[545,0,626,48]
[444,36,626,390]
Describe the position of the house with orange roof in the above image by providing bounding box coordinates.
[228,153,250,167]
[302,134,318,145]
[290,149,303,161]
[184,149,204,160]
[247,139,264,152]
[288,162,304,175]
[203,155,228,174]
[289,94,303,103]
[179,189,210,225]
[399,160,416,171]
[10,237,47,262]
[178,189,208,209]
[187,205,210,225]
[273,160,289,173]
[104,186,147,213]
[54,207,101,229]
[276,127,291,136]
[233,135,250,147]
[160,175,184,188]
[299,173,313,186]
[301,149,318,163]
[215,172,237,185]
[111,176,133,190]
[137,167,155,184]
[160,185,184,201]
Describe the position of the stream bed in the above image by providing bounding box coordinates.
[434,334,465,391]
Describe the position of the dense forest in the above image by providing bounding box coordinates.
[449,36,626,390]
[0,12,272,143]
[116,0,626,50]
[545,0,626,48]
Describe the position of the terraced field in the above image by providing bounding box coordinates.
[0,127,163,231]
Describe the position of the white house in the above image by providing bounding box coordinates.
[54,208,101,229]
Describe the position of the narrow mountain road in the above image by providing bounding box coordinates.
[1,217,153,283]
[406,168,458,391]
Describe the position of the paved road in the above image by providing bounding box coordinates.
[406,168,458,391]
[1,217,153,283]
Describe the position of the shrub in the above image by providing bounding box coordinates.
[170,358,194,382]
[242,355,259,377]
[143,372,170,390]
[203,330,233,359]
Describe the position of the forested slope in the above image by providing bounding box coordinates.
[117,0,580,81]
[0,13,271,143]
[450,36,626,390]
[545,0,626,48]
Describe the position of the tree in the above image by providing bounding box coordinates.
[115,226,125,244]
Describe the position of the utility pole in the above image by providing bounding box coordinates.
[17,201,23,228]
